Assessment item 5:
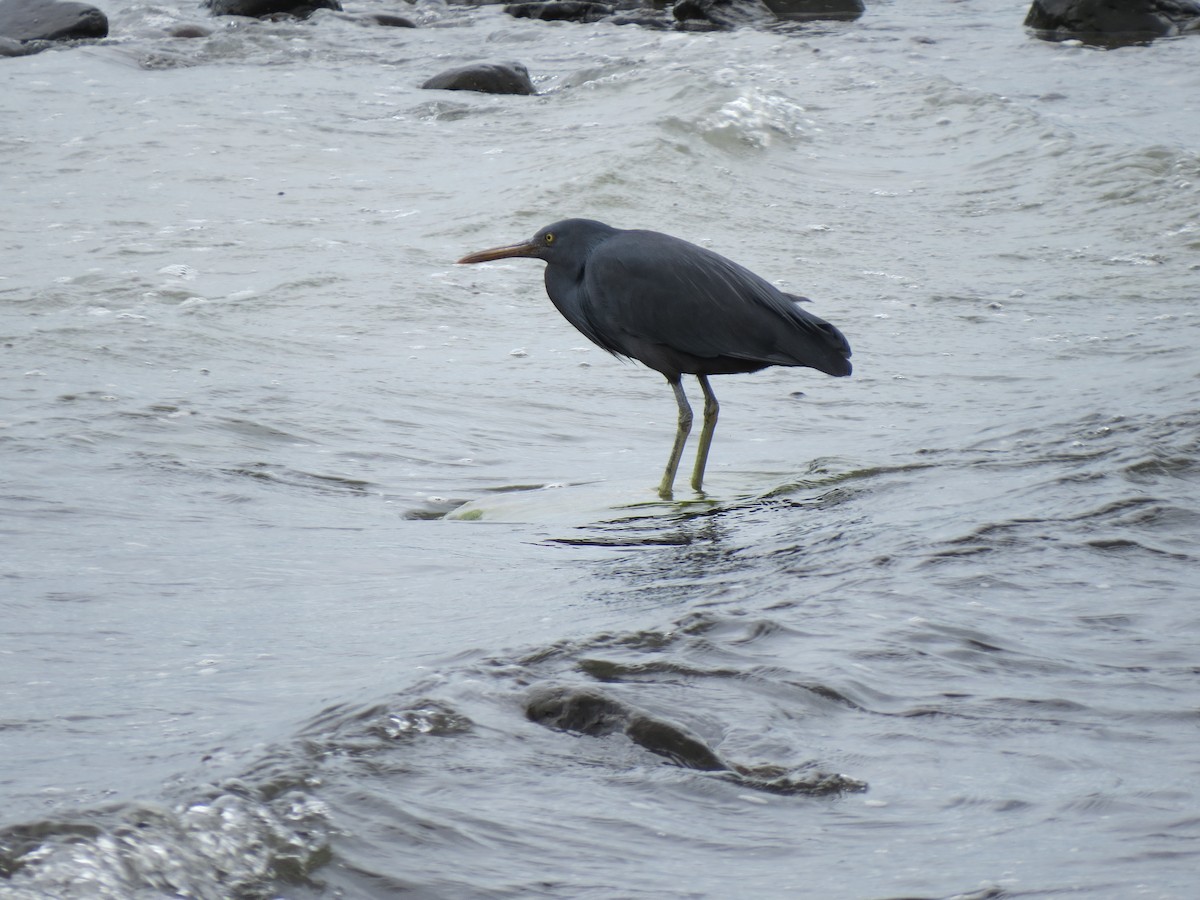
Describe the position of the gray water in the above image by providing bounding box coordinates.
[2,0,1199,896]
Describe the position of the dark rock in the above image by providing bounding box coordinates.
[608,13,671,27]
[366,12,416,26]
[168,23,213,37]
[525,685,724,770]
[524,684,869,794]
[526,686,629,735]
[334,11,417,27]
[421,61,537,95]
[0,0,107,41]
[1025,0,1200,44]
[500,0,860,27]
[760,0,863,20]
[504,0,614,21]
[673,0,773,28]
[205,0,341,19]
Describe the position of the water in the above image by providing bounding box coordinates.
[2,1,1198,897]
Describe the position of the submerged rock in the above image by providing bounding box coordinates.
[525,684,725,769]
[505,0,614,21]
[674,0,862,28]
[498,0,861,28]
[1025,0,1200,44]
[525,684,868,794]
[0,0,107,41]
[168,23,214,37]
[761,0,863,20]
[673,0,774,29]
[364,12,416,27]
[421,62,538,95]
[205,0,341,19]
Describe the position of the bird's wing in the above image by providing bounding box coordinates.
[581,231,851,374]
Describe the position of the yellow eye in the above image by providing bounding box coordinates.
[544,232,555,245]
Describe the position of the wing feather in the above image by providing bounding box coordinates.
[580,230,851,376]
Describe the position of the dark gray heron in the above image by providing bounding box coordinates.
[458,218,852,499]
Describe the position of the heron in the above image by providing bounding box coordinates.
[457,218,852,500]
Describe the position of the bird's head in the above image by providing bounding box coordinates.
[457,219,616,268]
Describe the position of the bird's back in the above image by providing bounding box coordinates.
[573,228,852,379]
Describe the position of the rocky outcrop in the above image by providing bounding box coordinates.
[1025,0,1200,43]
[0,0,107,41]
[421,61,538,95]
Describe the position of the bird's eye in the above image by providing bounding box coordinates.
[544,232,555,245]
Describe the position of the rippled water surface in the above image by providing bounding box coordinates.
[2,1,1198,897]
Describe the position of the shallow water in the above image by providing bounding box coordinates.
[2,1,1199,897]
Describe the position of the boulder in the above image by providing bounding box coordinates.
[525,686,727,770]
[0,0,107,41]
[523,684,869,795]
[1025,0,1200,43]
[607,13,670,26]
[205,0,341,18]
[364,12,416,26]
[761,0,863,20]
[504,0,613,21]
[421,61,538,95]
[168,24,213,37]
[501,0,862,28]
[673,0,772,28]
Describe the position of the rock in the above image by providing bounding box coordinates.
[760,0,863,20]
[365,12,416,26]
[674,0,866,28]
[525,685,725,770]
[499,0,861,27]
[0,0,107,41]
[524,684,869,794]
[607,13,670,27]
[205,0,341,19]
[504,1,613,22]
[421,61,537,95]
[168,24,213,37]
[673,0,772,28]
[1025,0,1200,43]
[334,11,417,27]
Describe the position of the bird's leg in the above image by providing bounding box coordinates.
[659,377,692,500]
[690,375,719,493]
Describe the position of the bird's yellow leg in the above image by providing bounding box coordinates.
[659,378,692,500]
[690,375,719,493]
